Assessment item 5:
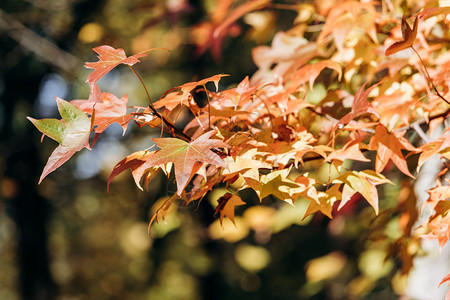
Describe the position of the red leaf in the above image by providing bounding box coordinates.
[84,45,151,87]
[385,15,419,56]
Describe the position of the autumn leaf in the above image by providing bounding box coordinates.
[303,184,341,219]
[421,213,450,250]
[245,168,303,203]
[326,140,370,163]
[369,124,418,178]
[289,60,342,91]
[419,7,450,21]
[317,2,378,51]
[27,98,91,184]
[417,128,450,169]
[155,74,228,110]
[143,130,229,195]
[85,45,152,87]
[333,82,380,131]
[72,85,132,134]
[222,148,271,181]
[213,0,270,42]
[211,76,258,109]
[148,194,179,235]
[333,170,392,214]
[422,184,450,213]
[439,273,450,288]
[385,15,419,56]
[215,192,246,225]
[107,151,160,192]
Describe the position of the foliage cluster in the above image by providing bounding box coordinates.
[28,0,450,297]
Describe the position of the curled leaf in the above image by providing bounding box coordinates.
[385,15,419,56]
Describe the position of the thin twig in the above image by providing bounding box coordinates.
[129,66,191,142]
[411,46,450,105]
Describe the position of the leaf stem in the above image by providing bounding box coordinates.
[203,85,212,131]
[129,66,191,142]
[411,46,450,105]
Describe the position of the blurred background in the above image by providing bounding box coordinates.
[0,0,434,299]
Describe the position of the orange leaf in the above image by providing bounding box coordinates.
[326,140,370,163]
[143,130,229,195]
[215,193,246,225]
[369,124,417,178]
[333,170,392,215]
[72,85,132,135]
[333,82,380,131]
[107,151,159,192]
[213,0,270,40]
[303,184,341,219]
[385,15,419,56]
[419,7,450,20]
[85,45,153,87]
[155,74,228,110]
[290,60,342,91]
[439,273,450,288]
[418,128,450,168]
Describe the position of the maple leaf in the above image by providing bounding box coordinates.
[422,184,450,213]
[333,170,392,214]
[211,76,258,109]
[421,213,450,250]
[72,85,132,134]
[215,192,246,225]
[222,148,271,181]
[385,15,419,56]
[289,59,342,91]
[326,140,370,163]
[333,82,380,131]
[369,124,419,178]
[107,151,160,192]
[148,194,179,235]
[371,92,416,129]
[154,74,228,110]
[245,168,303,203]
[85,45,151,87]
[143,130,229,195]
[317,2,378,51]
[417,128,450,169]
[27,98,91,184]
[303,184,341,219]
